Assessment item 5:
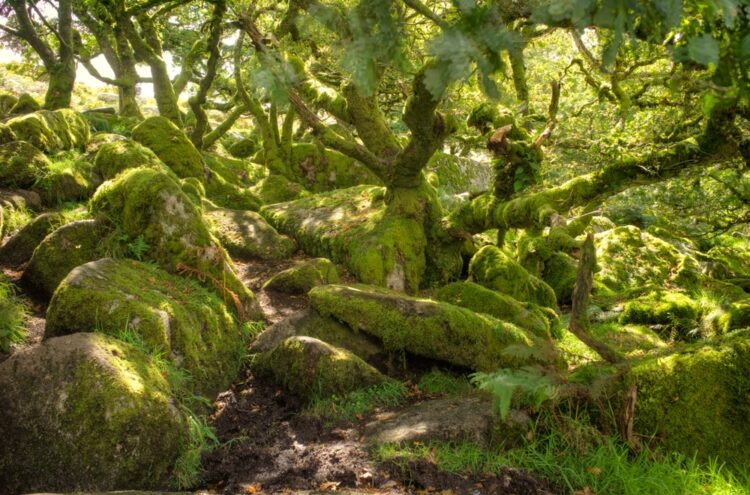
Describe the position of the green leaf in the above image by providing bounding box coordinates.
[686,34,720,67]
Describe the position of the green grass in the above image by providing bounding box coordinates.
[0,279,28,352]
[305,380,410,423]
[417,369,474,396]
[374,427,750,495]
[3,204,33,234]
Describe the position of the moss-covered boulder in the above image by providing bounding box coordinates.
[87,132,128,157]
[542,251,578,306]
[624,333,750,466]
[288,143,381,192]
[204,172,261,210]
[0,123,15,145]
[309,284,547,371]
[204,152,267,186]
[46,258,248,396]
[251,173,306,204]
[90,167,260,319]
[253,335,387,401]
[0,212,62,266]
[206,206,296,260]
[435,281,556,339]
[0,332,189,493]
[131,116,204,179]
[469,245,557,309]
[0,140,50,188]
[228,137,258,158]
[21,219,103,299]
[705,244,750,280]
[5,109,90,153]
[8,93,40,115]
[595,225,700,297]
[620,290,701,339]
[425,152,493,209]
[263,258,339,294]
[34,153,97,205]
[0,93,18,117]
[94,139,168,180]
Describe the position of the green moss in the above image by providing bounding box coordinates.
[181,177,206,205]
[288,143,381,191]
[93,139,169,180]
[309,284,546,371]
[705,244,750,279]
[424,152,493,198]
[227,137,258,158]
[90,167,259,319]
[21,219,103,299]
[435,281,554,339]
[0,275,29,353]
[469,245,557,309]
[5,109,90,153]
[204,171,261,210]
[46,258,248,397]
[588,322,667,355]
[263,258,340,294]
[8,93,40,115]
[206,206,296,260]
[0,93,18,117]
[0,212,62,266]
[34,151,97,205]
[251,173,307,204]
[0,123,15,144]
[620,290,701,339]
[0,332,189,492]
[252,335,388,401]
[204,152,267,186]
[131,116,204,179]
[542,252,578,306]
[0,140,51,188]
[625,333,750,466]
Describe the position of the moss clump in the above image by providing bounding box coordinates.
[0,124,15,144]
[0,332,189,493]
[588,322,666,355]
[228,137,258,158]
[90,167,259,319]
[469,245,557,309]
[5,109,90,153]
[594,226,700,298]
[310,284,546,371]
[181,177,206,205]
[46,258,248,397]
[251,173,307,204]
[435,281,555,339]
[542,252,578,306]
[705,244,750,279]
[0,275,29,353]
[620,290,701,339]
[131,116,204,179]
[0,140,51,188]
[263,258,340,294]
[0,93,18,117]
[21,219,103,299]
[204,152,267,186]
[204,171,261,210]
[624,333,750,466]
[253,335,387,401]
[93,139,169,180]
[34,152,97,205]
[206,206,296,260]
[0,212,62,266]
[8,93,40,115]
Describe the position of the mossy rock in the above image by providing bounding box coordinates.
[594,225,700,298]
[0,332,189,493]
[90,167,260,320]
[81,111,140,135]
[424,152,493,207]
[21,219,103,299]
[435,281,556,339]
[5,109,90,153]
[253,335,387,401]
[204,152,267,186]
[8,93,40,115]
[250,307,384,363]
[204,172,261,210]
[94,139,169,180]
[542,251,578,306]
[620,290,701,339]
[288,143,381,192]
[87,131,128,157]
[263,258,339,294]
[704,244,750,280]
[35,152,98,205]
[182,177,206,205]
[469,245,557,309]
[588,322,667,355]
[624,333,750,467]
[0,140,51,188]
[263,185,440,292]
[0,93,18,117]
[206,206,296,260]
[131,116,204,179]
[309,284,547,371]
[0,123,15,145]
[228,137,258,158]
[0,212,62,266]
[46,258,248,397]
[251,174,307,204]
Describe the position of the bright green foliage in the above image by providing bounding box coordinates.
[305,381,409,423]
[471,368,557,420]
[417,369,474,397]
[589,322,667,356]
[93,139,169,180]
[309,284,545,371]
[0,140,50,188]
[131,116,204,179]
[252,335,388,401]
[21,220,103,299]
[45,258,249,397]
[469,245,557,309]
[263,257,339,294]
[620,290,702,339]
[206,206,296,260]
[0,276,28,353]
[435,281,556,339]
[0,333,189,493]
[90,167,259,319]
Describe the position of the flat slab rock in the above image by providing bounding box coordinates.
[364,395,499,445]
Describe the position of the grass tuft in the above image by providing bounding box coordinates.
[305,381,409,423]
